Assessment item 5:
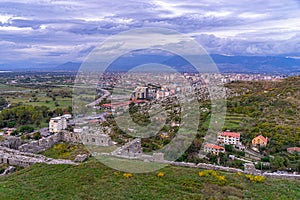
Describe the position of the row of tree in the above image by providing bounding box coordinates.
[0,105,72,128]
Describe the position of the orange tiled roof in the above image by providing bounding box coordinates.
[253,135,268,143]
[204,143,224,150]
[219,131,240,138]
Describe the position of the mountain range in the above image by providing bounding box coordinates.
[2,54,300,75]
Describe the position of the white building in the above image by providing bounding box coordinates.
[49,116,67,133]
[217,132,241,145]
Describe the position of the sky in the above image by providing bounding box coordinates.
[0,0,300,68]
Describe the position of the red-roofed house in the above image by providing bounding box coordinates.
[204,143,225,155]
[287,147,300,155]
[252,135,268,146]
[217,132,241,145]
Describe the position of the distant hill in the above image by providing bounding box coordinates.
[54,62,81,71]
[55,54,300,74]
[2,54,300,74]
[211,54,300,74]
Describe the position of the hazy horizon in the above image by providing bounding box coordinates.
[0,0,300,70]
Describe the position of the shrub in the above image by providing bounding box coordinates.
[18,125,34,133]
[215,175,226,181]
[199,170,227,185]
[245,174,265,183]
[123,173,133,178]
[156,172,165,177]
[113,171,121,176]
[198,170,218,177]
[32,132,41,140]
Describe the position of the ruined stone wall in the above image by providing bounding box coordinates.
[81,133,112,146]
[18,131,113,154]
[263,173,300,180]
[0,136,24,149]
[196,163,243,173]
[0,147,75,167]
[111,138,142,158]
[60,131,82,143]
[18,133,62,153]
[243,163,261,175]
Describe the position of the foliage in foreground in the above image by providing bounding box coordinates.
[0,159,299,200]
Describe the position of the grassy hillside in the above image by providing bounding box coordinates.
[0,159,299,200]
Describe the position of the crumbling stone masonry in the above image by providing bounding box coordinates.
[111,138,142,158]
[0,146,76,167]
[243,163,261,175]
[82,133,112,146]
[18,131,112,154]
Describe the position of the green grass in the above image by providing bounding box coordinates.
[222,114,252,131]
[1,84,73,110]
[6,96,72,110]
[0,84,28,92]
[0,159,299,200]
[41,142,90,160]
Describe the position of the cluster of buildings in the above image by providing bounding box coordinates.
[204,132,269,156]
[204,131,242,155]
[130,85,188,101]
[220,73,283,83]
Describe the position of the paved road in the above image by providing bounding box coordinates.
[86,88,110,107]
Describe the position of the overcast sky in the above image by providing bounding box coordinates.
[0,0,300,67]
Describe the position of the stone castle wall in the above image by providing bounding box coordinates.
[18,133,62,153]
[0,136,24,149]
[6,131,300,180]
[111,138,142,158]
[18,131,112,154]
[0,146,75,167]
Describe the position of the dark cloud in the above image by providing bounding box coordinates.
[0,0,299,66]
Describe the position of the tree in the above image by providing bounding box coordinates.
[32,132,41,140]
[0,97,7,110]
[225,144,233,152]
[10,130,19,136]
[18,125,34,133]
[270,156,285,171]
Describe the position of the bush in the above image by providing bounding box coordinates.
[245,174,265,183]
[19,125,34,133]
[156,172,165,177]
[198,170,218,177]
[32,132,41,140]
[10,130,19,136]
[123,173,133,178]
[198,170,227,185]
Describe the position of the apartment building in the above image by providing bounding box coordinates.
[49,116,67,133]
